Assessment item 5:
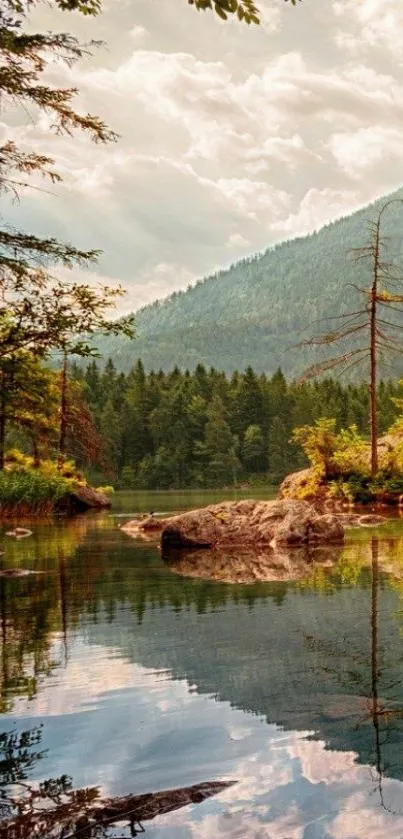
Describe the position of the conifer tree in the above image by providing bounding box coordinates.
[1,0,135,464]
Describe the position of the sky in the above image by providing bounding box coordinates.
[5,0,403,313]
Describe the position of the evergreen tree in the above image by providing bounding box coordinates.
[99,399,121,476]
[242,424,266,472]
[204,397,239,487]
[268,415,295,482]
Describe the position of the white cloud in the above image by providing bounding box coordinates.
[273,187,361,236]
[334,0,403,60]
[226,232,251,248]
[328,126,403,178]
[129,24,148,42]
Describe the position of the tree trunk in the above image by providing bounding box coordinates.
[369,221,380,477]
[0,780,235,839]
[0,381,7,471]
[0,407,5,472]
[57,352,68,471]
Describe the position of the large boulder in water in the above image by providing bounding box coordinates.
[123,499,344,550]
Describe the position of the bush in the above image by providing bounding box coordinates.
[0,448,90,515]
[292,418,337,478]
[0,471,71,515]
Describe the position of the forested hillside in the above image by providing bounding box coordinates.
[73,359,403,489]
[97,187,403,378]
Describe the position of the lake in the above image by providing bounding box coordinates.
[2,489,403,838]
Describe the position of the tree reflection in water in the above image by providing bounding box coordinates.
[302,536,403,815]
[0,725,234,839]
[368,537,403,815]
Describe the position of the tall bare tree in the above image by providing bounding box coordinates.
[299,199,403,477]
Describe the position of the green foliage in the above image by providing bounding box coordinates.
[73,360,403,490]
[0,470,71,513]
[292,418,337,478]
[189,0,260,23]
[331,425,369,476]
[293,394,403,502]
[0,0,135,478]
[328,475,373,504]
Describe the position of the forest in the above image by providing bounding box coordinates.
[63,359,403,490]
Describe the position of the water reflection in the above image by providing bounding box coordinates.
[4,510,403,835]
[368,538,403,815]
[163,544,342,584]
[0,724,234,839]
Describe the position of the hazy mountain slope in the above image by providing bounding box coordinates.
[99,186,403,377]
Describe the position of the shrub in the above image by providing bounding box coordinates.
[331,426,369,476]
[0,471,71,515]
[292,418,337,478]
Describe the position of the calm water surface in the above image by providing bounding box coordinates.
[2,490,403,837]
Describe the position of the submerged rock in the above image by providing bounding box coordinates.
[122,499,344,551]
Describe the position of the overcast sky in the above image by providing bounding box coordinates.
[4,0,403,312]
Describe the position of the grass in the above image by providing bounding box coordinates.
[0,471,73,517]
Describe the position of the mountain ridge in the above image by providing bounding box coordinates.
[97,184,403,378]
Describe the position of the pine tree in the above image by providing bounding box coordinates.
[242,424,266,472]
[1,0,134,469]
[268,415,295,482]
[204,397,239,486]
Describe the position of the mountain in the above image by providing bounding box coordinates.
[97,186,403,378]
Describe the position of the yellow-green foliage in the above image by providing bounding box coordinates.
[5,450,86,486]
[293,420,369,481]
[293,470,325,501]
[0,449,91,515]
[327,479,356,503]
[331,426,369,475]
[292,418,338,478]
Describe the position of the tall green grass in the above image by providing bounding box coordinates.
[0,471,72,516]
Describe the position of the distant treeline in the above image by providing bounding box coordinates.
[71,359,403,489]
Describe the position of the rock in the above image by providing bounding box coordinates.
[55,484,111,514]
[123,499,344,551]
[121,515,163,541]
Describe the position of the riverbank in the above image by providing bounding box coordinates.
[0,457,110,518]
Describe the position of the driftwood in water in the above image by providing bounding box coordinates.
[0,779,235,839]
